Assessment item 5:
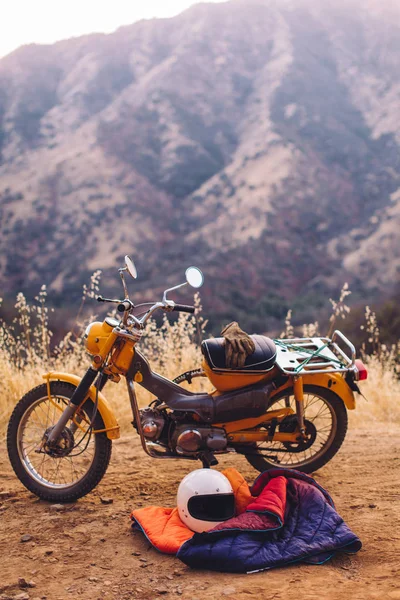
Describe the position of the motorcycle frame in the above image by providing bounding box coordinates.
[44,338,356,454]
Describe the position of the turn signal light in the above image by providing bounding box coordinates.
[355,359,368,381]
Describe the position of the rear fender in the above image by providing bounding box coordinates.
[42,372,120,439]
[272,372,356,410]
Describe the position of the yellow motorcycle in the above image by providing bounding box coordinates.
[7,257,368,502]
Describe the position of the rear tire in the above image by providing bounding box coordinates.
[7,381,112,502]
[243,385,348,474]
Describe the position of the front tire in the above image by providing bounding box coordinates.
[7,381,112,502]
[243,385,348,474]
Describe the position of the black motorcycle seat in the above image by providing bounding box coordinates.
[201,334,277,372]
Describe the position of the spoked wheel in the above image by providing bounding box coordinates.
[7,382,112,502]
[243,385,348,474]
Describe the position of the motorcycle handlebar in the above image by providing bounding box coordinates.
[97,295,120,304]
[172,304,195,314]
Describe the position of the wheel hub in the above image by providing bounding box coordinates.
[279,417,317,453]
[42,426,75,458]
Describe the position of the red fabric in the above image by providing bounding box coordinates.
[211,476,287,532]
[246,476,287,522]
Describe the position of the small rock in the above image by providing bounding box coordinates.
[166,575,174,580]
[100,497,113,505]
[20,534,33,543]
[50,504,67,512]
[139,558,147,563]
[0,491,16,500]
[132,551,141,556]
[15,594,30,600]
[18,579,36,589]
[135,589,143,594]
[100,538,106,543]
[155,588,168,595]
[222,587,237,596]
[44,549,53,556]
[369,503,377,509]
[173,570,182,577]
[123,573,129,578]
[49,504,65,512]
[88,577,99,583]
[104,581,112,586]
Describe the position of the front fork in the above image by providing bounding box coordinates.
[46,368,106,444]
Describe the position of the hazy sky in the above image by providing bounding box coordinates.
[1,0,226,58]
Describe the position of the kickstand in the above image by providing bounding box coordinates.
[200,451,218,468]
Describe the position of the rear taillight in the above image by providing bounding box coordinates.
[355,359,368,381]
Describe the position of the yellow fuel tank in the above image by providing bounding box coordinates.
[202,359,277,392]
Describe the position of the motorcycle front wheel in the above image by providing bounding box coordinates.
[242,385,348,474]
[7,381,112,502]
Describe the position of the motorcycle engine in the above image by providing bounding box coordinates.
[172,424,227,455]
[139,408,227,455]
[139,408,167,441]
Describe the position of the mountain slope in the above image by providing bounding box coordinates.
[1,0,399,329]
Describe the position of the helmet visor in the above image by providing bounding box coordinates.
[187,493,235,522]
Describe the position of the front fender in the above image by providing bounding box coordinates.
[272,372,356,410]
[43,372,120,439]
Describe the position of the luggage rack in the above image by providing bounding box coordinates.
[274,330,356,376]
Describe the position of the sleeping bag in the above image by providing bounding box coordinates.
[131,467,361,573]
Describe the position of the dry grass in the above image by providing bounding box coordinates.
[0,286,210,433]
[0,281,399,435]
[350,355,400,425]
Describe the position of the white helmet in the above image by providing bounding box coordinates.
[177,469,235,533]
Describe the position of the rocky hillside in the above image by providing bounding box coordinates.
[1,0,399,330]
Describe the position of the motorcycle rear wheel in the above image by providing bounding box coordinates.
[243,385,348,474]
[7,381,112,502]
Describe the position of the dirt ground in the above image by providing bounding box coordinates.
[1,424,400,600]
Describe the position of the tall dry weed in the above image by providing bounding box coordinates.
[278,286,400,425]
[0,277,399,433]
[0,281,209,431]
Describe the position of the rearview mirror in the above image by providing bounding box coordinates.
[185,266,204,289]
[125,255,137,279]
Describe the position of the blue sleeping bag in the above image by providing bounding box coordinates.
[177,469,361,573]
